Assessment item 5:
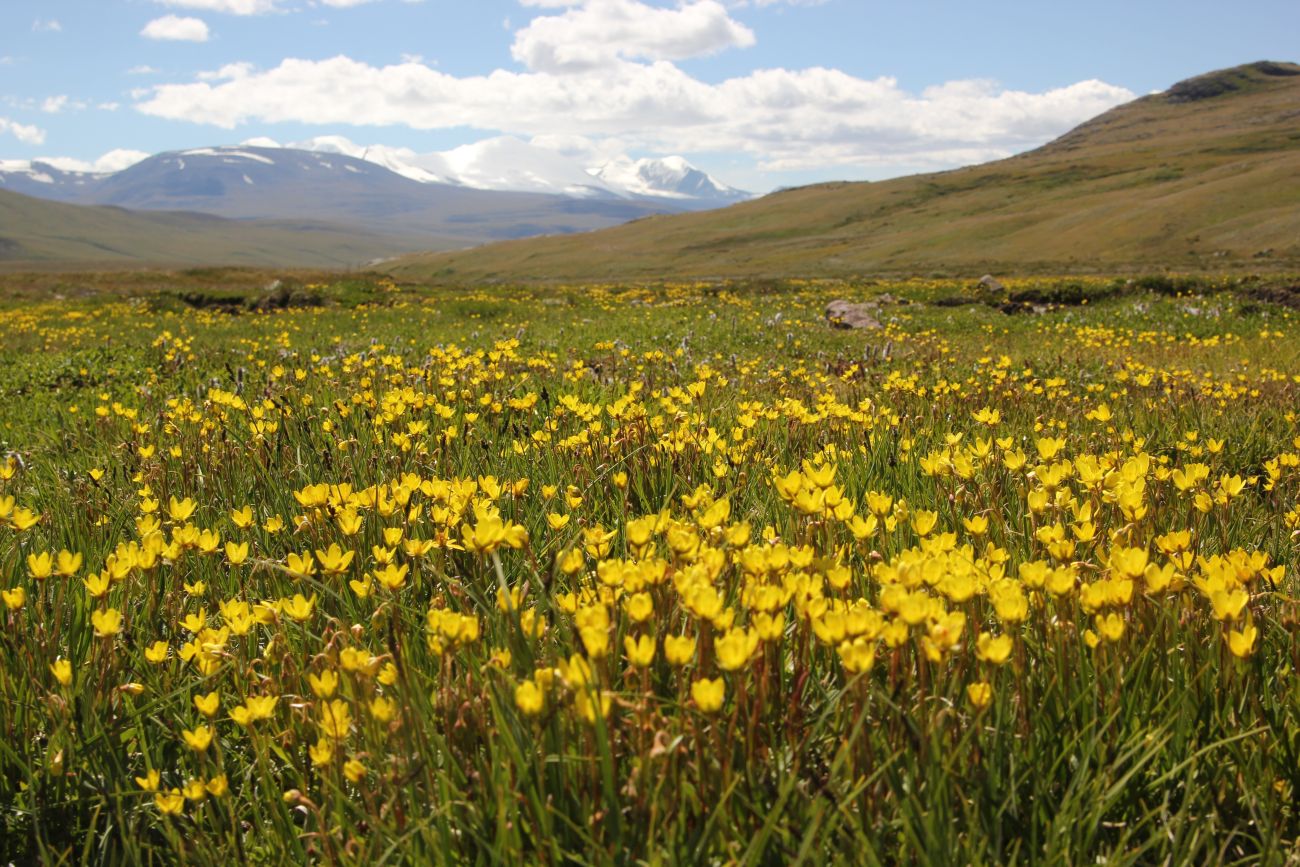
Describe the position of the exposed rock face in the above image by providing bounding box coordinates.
[825,300,882,330]
[978,275,1006,294]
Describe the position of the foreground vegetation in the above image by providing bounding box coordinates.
[2,274,1299,864]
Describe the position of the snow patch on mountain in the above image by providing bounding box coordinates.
[593,156,749,202]
[182,148,276,165]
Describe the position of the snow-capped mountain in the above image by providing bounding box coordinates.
[592,156,750,204]
[0,145,680,242]
[270,135,749,206]
[2,137,750,210]
[0,139,750,246]
[0,159,109,201]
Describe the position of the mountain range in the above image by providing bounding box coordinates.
[389,61,1300,282]
[0,139,749,267]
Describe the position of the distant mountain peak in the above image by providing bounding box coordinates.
[593,156,750,204]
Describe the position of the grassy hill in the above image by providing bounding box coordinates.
[0,188,453,270]
[388,61,1300,283]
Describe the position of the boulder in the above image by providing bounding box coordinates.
[825,300,882,330]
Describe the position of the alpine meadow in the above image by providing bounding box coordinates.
[1,3,1300,862]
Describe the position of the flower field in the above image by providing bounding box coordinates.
[1,275,1299,864]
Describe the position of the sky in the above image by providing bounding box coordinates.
[1,0,1297,192]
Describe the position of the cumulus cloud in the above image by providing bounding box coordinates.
[142,15,212,41]
[197,62,257,81]
[155,0,280,13]
[512,0,755,73]
[135,53,1133,171]
[0,117,46,145]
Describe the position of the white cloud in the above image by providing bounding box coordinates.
[197,62,257,81]
[141,15,211,41]
[127,65,161,75]
[35,149,151,173]
[155,0,280,13]
[317,0,381,6]
[32,19,62,32]
[0,117,46,145]
[135,54,1133,172]
[512,0,755,73]
[40,95,88,114]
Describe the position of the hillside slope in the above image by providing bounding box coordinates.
[389,61,1300,283]
[0,188,445,269]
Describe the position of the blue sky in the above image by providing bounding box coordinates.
[2,0,1297,191]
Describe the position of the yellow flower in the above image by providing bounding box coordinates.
[309,738,334,767]
[623,634,656,668]
[574,689,613,723]
[515,679,545,716]
[231,695,277,726]
[369,695,397,723]
[55,550,82,577]
[837,637,877,674]
[182,725,213,752]
[374,563,409,592]
[91,608,122,638]
[225,541,249,565]
[315,544,354,576]
[154,789,185,815]
[10,508,41,531]
[967,681,993,710]
[623,592,654,623]
[1227,621,1258,658]
[168,496,197,523]
[135,769,160,791]
[194,691,220,717]
[340,647,377,674]
[911,510,938,537]
[205,774,229,797]
[144,641,169,664]
[318,699,352,739]
[715,628,759,672]
[1210,588,1248,622]
[691,677,725,713]
[343,759,367,783]
[282,593,315,622]
[975,632,1013,665]
[183,779,208,802]
[27,551,54,580]
[50,658,73,687]
[1095,612,1125,643]
[2,587,24,610]
[309,670,339,698]
[663,634,697,667]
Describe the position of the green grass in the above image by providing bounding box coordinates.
[1,274,1299,864]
